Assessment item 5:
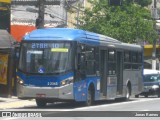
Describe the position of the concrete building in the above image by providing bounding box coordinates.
[10,0,81,41]
[3,0,159,70]
[9,0,93,41]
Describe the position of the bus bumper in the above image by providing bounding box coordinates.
[16,83,74,100]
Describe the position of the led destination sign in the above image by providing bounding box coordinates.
[31,43,60,49]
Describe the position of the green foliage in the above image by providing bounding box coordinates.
[134,0,152,7]
[78,0,158,43]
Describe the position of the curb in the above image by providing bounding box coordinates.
[0,98,36,109]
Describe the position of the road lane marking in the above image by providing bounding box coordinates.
[141,109,149,111]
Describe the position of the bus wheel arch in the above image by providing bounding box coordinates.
[85,83,95,106]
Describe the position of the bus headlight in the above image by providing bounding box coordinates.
[17,76,24,85]
[60,77,73,86]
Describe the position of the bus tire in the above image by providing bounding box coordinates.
[36,99,47,107]
[144,94,148,98]
[125,86,130,101]
[135,95,139,98]
[85,88,94,106]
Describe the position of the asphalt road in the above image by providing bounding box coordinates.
[2,96,160,118]
[11,96,160,111]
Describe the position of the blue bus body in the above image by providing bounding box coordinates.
[17,28,143,106]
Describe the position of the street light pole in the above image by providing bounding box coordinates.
[76,2,80,28]
[36,0,45,29]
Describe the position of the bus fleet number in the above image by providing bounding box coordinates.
[47,82,58,86]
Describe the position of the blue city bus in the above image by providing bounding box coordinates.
[17,28,143,107]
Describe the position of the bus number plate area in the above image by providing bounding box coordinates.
[36,94,46,98]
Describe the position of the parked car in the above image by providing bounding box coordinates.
[140,69,160,98]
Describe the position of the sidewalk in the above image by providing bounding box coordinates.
[0,96,36,110]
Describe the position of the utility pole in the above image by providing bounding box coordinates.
[36,0,45,29]
[76,0,84,28]
[152,0,157,70]
[76,2,80,28]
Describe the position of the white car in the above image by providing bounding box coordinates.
[140,69,160,97]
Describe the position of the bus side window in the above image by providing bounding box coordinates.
[124,51,131,69]
[108,49,116,75]
[85,47,96,75]
[77,44,85,70]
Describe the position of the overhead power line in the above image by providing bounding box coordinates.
[11,0,78,6]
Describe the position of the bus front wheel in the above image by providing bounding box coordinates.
[144,94,148,98]
[85,88,94,106]
[135,94,139,98]
[36,99,47,107]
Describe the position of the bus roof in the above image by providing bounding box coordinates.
[23,28,142,51]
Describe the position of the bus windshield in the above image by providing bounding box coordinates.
[144,74,160,82]
[18,42,73,74]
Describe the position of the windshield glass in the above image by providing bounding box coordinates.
[18,42,73,74]
[144,74,160,82]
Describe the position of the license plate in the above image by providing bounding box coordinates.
[36,94,46,98]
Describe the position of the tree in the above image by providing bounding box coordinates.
[108,0,122,6]
[134,0,152,7]
[78,0,158,44]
